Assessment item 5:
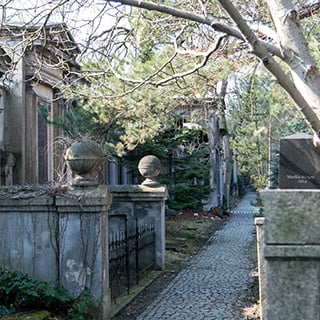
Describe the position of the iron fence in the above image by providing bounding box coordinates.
[109,216,155,302]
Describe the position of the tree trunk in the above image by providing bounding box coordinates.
[207,111,220,208]
[113,0,320,132]
[267,0,320,129]
[217,0,320,132]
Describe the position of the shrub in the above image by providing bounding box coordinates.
[167,184,212,210]
[0,268,98,319]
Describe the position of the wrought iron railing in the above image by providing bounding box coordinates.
[109,217,155,302]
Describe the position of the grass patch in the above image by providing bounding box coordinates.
[165,216,222,272]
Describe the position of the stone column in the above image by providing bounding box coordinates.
[110,155,168,270]
[138,155,167,269]
[254,217,267,320]
[5,153,16,186]
[56,185,112,319]
[110,185,167,271]
[261,190,320,320]
[59,140,112,319]
[0,88,4,151]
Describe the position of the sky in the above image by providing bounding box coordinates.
[0,0,119,44]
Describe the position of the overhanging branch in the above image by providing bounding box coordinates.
[299,1,320,19]
[218,0,320,131]
[108,0,243,39]
[156,35,226,86]
[109,1,282,59]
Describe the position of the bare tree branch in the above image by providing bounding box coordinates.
[108,0,244,39]
[108,1,283,60]
[298,1,320,19]
[217,0,320,131]
[156,34,226,86]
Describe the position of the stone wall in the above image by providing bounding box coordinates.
[0,183,167,319]
[0,195,58,281]
[0,185,111,319]
[258,190,320,320]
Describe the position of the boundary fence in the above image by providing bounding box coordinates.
[109,216,155,302]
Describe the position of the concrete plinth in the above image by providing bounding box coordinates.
[254,217,267,320]
[260,190,320,320]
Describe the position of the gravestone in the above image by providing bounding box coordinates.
[279,133,320,189]
[257,133,320,319]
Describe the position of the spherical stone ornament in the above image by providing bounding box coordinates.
[64,140,104,187]
[138,155,161,187]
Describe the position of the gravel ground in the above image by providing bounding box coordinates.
[113,192,261,320]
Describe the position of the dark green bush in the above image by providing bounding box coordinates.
[168,184,212,210]
[0,268,98,319]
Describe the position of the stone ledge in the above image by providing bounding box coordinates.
[111,185,168,202]
[264,245,320,258]
[254,217,265,225]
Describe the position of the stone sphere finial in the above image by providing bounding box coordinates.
[138,155,161,187]
[64,140,104,187]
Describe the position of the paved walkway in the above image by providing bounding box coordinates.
[137,192,259,320]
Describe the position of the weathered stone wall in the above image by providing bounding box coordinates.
[0,195,58,281]
[0,185,111,319]
[259,190,320,320]
[55,185,111,301]
[0,183,167,319]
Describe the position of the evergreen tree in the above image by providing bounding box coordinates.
[227,69,310,190]
[123,124,211,210]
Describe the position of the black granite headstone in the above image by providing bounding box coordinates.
[279,133,320,189]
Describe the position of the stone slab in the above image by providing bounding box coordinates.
[261,189,320,244]
[264,245,320,258]
[255,217,267,320]
[279,133,320,189]
[266,259,320,319]
[56,185,111,212]
[0,211,58,282]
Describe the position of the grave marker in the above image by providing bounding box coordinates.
[279,133,320,189]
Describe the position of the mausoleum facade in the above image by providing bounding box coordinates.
[0,23,80,185]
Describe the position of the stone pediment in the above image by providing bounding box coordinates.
[0,23,80,57]
[31,23,80,59]
[0,24,80,85]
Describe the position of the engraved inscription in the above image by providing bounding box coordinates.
[287,174,315,184]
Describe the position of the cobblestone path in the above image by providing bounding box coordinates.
[137,192,259,320]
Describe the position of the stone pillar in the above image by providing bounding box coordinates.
[109,160,117,185]
[110,155,167,270]
[56,185,112,319]
[254,217,267,320]
[0,88,4,151]
[110,185,167,270]
[261,190,320,320]
[60,140,112,319]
